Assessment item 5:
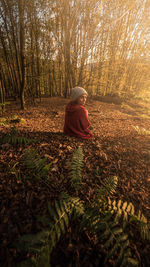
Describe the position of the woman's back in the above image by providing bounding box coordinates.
[64,101,93,139]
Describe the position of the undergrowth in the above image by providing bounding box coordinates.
[9,147,150,267]
[22,149,52,180]
[0,102,10,114]
[0,126,35,146]
[6,149,52,182]
[0,115,26,126]
[68,146,83,190]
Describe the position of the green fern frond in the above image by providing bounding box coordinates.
[67,196,84,217]
[8,161,21,180]
[10,147,149,267]
[108,199,135,221]
[130,212,150,240]
[12,231,50,253]
[81,206,138,266]
[81,206,137,266]
[68,146,84,189]
[107,199,150,240]
[80,187,146,267]
[0,126,34,145]
[22,149,52,179]
[0,117,9,126]
[105,233,127,262]
[13,196,83,266]
[48,197,83,250]
[96,176,118,200]
[122,257,139,267]
[14,235,51,267]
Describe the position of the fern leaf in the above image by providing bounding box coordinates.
[107,198,149,239]
[97,176,118,200]
[62,212,69,228]
[54,224,61,240]
[55,200,62,218]
[117,200,122,209]
[127,257,139,266]
[13,197,79,266]
[36,158,47,172]
[59,218,65,235]
[22,149,52,180]
[130,203,135,215]
[105,242,120,262]
[86,212,113,233]
[122,201,128,211]
[47,203,59,222]
[122,256,139,267]
[114,240,130,267]
[49,229,57,250]
[68,146,84,189]
[130,213,150,240]
[112,200,118,213]
[102,233,115,249]
[13,231,49,252]
[99,228,110,240]
[60,201,69,223]
[0,127,34,146]
[20,231,49,245]
[43,162,52,172]
[59,201,69,229]
[112,227,123,235]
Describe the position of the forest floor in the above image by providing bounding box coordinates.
[0,96,150,267]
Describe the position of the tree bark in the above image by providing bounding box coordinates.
[18,0,25,109]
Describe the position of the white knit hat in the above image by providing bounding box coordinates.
[71,87,88,101]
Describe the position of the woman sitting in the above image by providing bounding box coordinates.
[64,87,93,139]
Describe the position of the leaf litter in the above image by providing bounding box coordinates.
[0,97,150,266]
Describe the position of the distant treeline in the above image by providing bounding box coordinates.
[0,0,149,109]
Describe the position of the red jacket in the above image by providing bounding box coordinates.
[64,102,93,139]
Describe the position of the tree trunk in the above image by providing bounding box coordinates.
[18,0,25,109]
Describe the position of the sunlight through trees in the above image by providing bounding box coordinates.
[0,0,149,108]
